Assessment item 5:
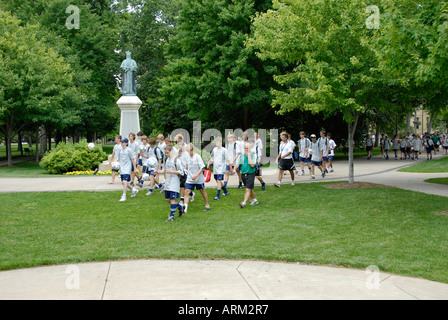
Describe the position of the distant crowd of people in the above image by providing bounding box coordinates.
[374,132,448,161]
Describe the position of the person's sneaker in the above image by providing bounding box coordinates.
[183,205,188,213]
[291,182,295,186]
[223,191,230,196]
[330,169,334,173]
[204,206,211,212]
[311,175,316,179]
[130,182,135,187]
[238,182,243,189]
[166,216,175,222]
[154,184,159,190]
[261,182,266,191]
[178,205,184,218]
[131,188,139,197]
[146,190,153,196]
[239,202,246,208]
[250,199,259,206]
[137,180,144,188]
[119,195,127,202]
[159,184,164,193]
[299,171,304,176]
[322,171,326,178]
[274,182,281,188]
[190,192,195,202]
[213,196,220,201]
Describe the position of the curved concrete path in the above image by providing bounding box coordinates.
[1,259,447,300]
[1,154,448,300]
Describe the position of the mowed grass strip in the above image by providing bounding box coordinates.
[425,178,448,185]
[1,183,447,283]
[399,156,448,173]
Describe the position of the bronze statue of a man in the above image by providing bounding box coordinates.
[120,51,138,96]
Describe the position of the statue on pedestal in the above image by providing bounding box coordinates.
[120,51,138,96]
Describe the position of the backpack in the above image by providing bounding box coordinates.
[154,146,164,162]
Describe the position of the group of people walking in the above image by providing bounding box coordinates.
[107,130,336,222]
[376,132,448,161]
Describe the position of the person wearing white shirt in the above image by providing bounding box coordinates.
[297,131,312,176]
[159,145,185,222]
[223,133,242,194]
[207,137,230,200]
[275,132,295,187]
[327,132,337,173]
[309,134,325,179]
[183,143,211,213]
[318,130,330,174]
[253,132,266,191]
[108,135,122,185]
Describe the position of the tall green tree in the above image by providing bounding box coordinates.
[370,0,448,134]
[159,0,277,133]
[0,11,76,166]
[1,0,122,140]
[248,0,385,183]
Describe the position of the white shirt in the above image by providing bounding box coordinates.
[117,147,135,175]
[318,137,330,156]
[226,140,241,164]
[164,157,184,193]
[328,139,337,156]
[310,141,322,162]
[279,141,293,160]
[288,139,296,150]
[186,153,206,184]
[298,138,311,158]
[255,138,263,156]
[210,147,228,175]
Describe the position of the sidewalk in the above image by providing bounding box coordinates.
[1,154,447,197]
[1,259,447,300]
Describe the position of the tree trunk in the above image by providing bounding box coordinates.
[5,115,14,167]
[347,112,360,184]
[47,126,52,151]
[18,131,23,156]
[40,126,47,154]
[406,112,412,135]
[374,123,379,148]
[35,127,40,162]
[428,113,435,134]
[5,126,13,167]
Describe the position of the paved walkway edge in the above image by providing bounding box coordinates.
[0,259,447,300]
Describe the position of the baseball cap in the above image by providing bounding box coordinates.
[121,138,129,143]
[310,134,316,138]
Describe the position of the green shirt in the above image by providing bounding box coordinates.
[237,152,257,174]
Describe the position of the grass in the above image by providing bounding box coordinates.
[0,161,53,178]
[1,183,448,284]
[425,178,448,185]
[398,156,448,173]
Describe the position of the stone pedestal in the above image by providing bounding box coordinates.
[117,95,142,140]
[98,155,113,172]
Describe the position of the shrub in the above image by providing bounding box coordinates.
[40,142,107,174]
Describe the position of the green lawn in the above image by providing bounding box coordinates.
[1,183,447,284]
[425,178,448,185]
[398,156,448,173]
[0,161,53,178]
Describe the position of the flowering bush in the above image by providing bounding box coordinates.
[40,142,107,174]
